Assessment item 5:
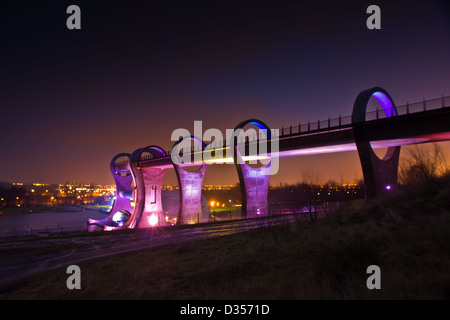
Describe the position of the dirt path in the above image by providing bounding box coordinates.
[0,215,298,287]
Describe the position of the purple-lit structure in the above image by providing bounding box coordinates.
[233,119,272,218]
[352,87,400,200]
[89,153,134,228]
[130,146,167,228]
[89,146,168,230]
[91,87,450,228]
[172,136,209,224]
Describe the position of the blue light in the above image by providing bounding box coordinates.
[112,210,131,227]
[248,121,271,139]
[372,91,396,117]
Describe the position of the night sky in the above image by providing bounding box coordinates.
[1,0,450,186]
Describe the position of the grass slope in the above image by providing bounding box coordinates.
[3,177,450,299]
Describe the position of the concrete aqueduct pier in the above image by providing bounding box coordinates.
[89,87,450,230]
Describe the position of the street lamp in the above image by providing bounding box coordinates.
[31,189,35,207]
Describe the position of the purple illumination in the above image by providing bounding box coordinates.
[148,214,158,226]
[247,121,271,139]
[144,135,440,169]
[111,210,131,227]
[182,136,205,149]
[119,191,133,200]
[372,91,396,117]
[173,135,206,155]
[144,146,166,157]
[151,146,166,156]
[385,185,391,190]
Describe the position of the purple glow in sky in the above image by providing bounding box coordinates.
[0,0,449,185]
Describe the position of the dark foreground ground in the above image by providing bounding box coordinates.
[1,177,450,300]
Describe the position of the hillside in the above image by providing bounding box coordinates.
[3,175,450,299]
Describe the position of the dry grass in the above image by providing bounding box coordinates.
[3,176,450,300]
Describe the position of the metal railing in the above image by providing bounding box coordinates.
[113,94,450,167]
[278,95,450,138]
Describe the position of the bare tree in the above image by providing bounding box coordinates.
[301,169,321,185]
[399,144,449,186]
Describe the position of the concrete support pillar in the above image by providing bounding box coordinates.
[89,153,134,227]
[173,163,207,224]
[235,150,272,218]
[130,146,167,228]
[110,153,134,214]
[233,119,272,218]
[172,136,208,224]
[352,87,401,200]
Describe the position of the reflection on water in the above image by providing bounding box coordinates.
[0,210,108,237]
[88,224,104,233]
